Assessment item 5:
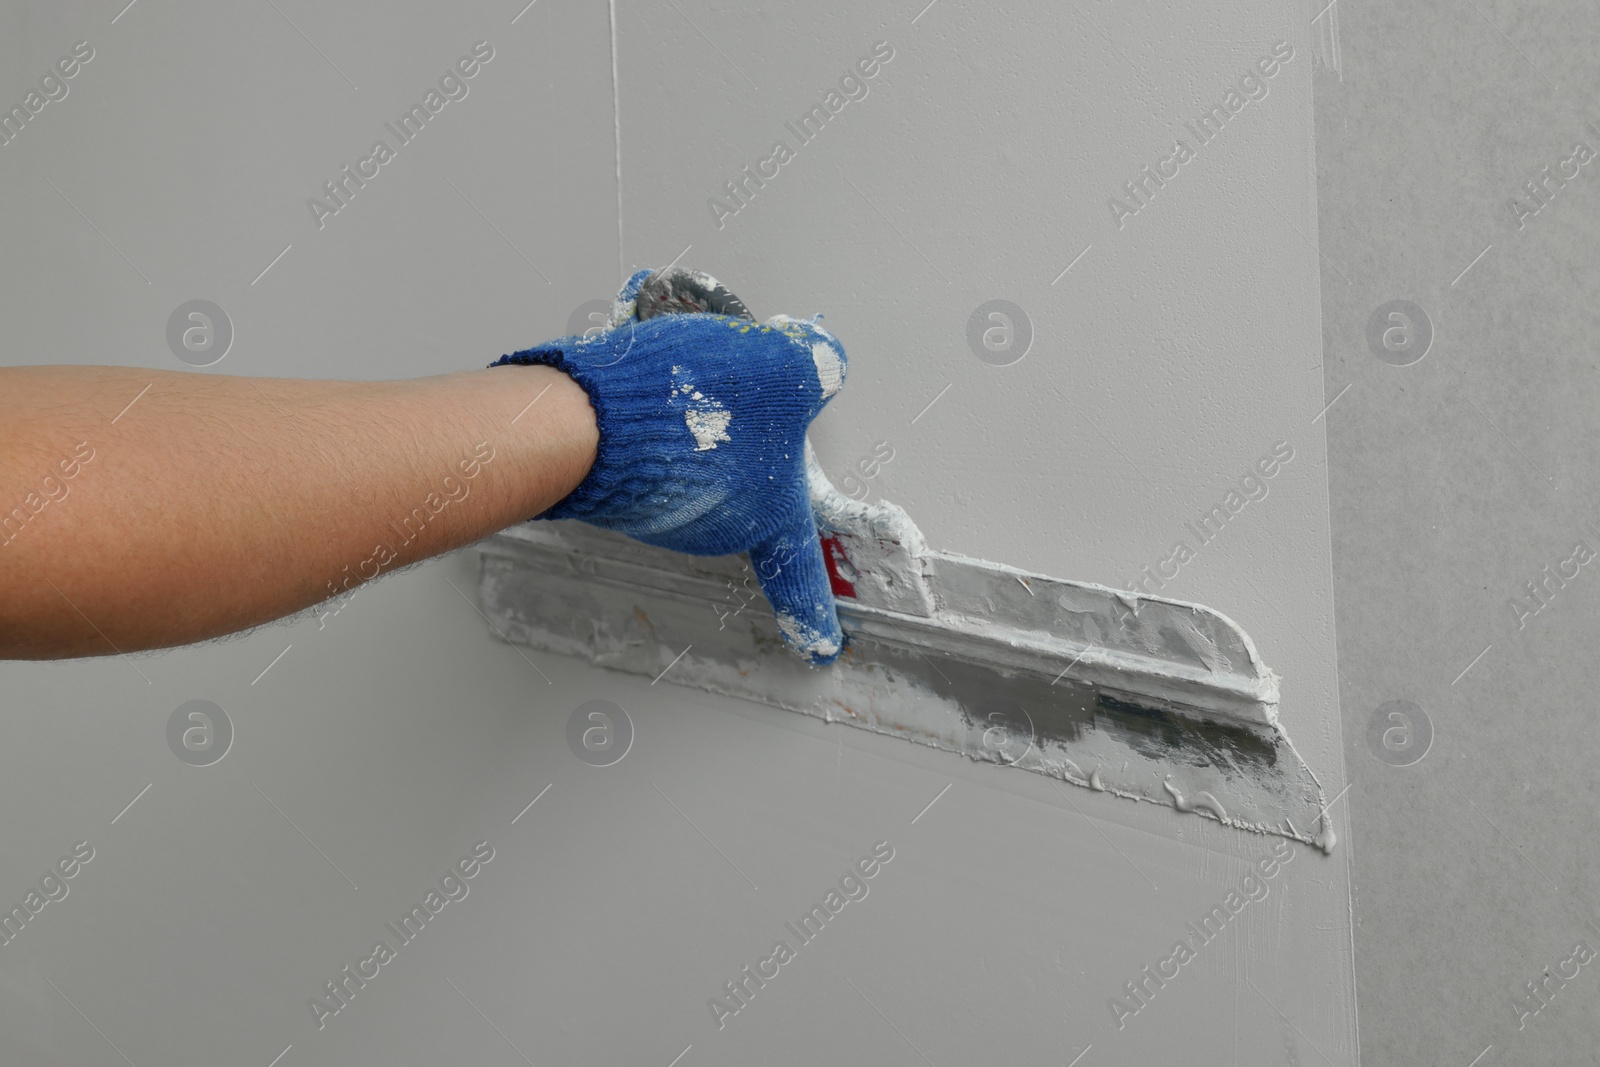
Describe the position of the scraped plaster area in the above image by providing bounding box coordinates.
[613,0,1356,1060]
[0,1,1354,1065]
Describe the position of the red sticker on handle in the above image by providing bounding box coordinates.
[821,535,857,600]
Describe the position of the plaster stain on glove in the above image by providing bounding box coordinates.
[810,341,844,399]
[774,611,842,661]
[768,314,846,399]
[672,365,733,451]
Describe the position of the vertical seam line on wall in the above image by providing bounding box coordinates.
[1303,6,1361,1058]
[607,0,625,280]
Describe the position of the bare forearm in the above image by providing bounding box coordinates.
[0,364,596,658]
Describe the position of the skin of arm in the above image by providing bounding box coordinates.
[0,364,597,659]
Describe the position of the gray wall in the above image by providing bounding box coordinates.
[0,2,1362,1065]
[1317,1,1600,1063]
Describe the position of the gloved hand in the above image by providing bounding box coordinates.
[490,268,849,665]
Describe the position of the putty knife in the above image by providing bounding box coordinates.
[476,270,1335,851]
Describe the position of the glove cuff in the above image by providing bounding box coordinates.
[490,343,683,522]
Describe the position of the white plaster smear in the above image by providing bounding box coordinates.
[811,341,844,399]
[767,314,846,399]
[672,365,733,450]
[774,610,842,660]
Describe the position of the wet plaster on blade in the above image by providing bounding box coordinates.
[481,455,1336,850]
[806,447,1293,722]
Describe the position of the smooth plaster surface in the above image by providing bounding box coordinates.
[0,2,1357,1064]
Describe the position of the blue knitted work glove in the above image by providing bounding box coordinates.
[490,269,848,665]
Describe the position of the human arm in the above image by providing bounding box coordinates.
[0,362,596,658]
